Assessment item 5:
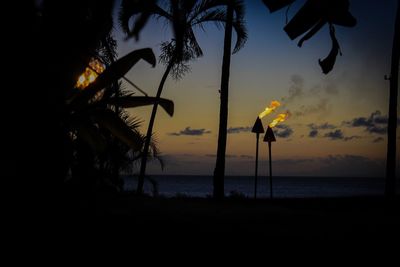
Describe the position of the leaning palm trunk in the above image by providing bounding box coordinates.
[385,0,400,198]
[137,56,175,193]
[213,2,234,200]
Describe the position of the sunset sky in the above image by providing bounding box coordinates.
[114,0,399,177]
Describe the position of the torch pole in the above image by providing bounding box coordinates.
[268,141,273,199]
[254,133,260,199]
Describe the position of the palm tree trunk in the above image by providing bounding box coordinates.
[112,82,120,187]
[213,2,234,200]
[137,57,175,194]
[385,0,400,198]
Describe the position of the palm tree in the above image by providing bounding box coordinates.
[21,1,175,207]
[385,0,399,198]
[21,0,117,204]
[119,0,247,194]
[213,0,247,199]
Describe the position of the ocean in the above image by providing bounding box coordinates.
[122,175,398,198]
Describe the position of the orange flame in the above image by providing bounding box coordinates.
[269,112,289,128]
[75,59,105,90]
[258,100,281,119]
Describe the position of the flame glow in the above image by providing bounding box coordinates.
[75,59,105,90]
[269,112,289,128]
[258,100,281,119]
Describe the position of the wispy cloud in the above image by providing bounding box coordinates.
[280,75,338,118]
[308,123,337,130]
[323,129,361,141]
[227,126,252,134]
[274,124,293,138]
[294,98,329,117]
[343,110,389,135]
[307,123,336,138]
[309,129,318,138]
[281,75,304,104]
[324,129,344,140]
[169,127,211,136]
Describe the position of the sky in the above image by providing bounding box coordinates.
[113,0,399,177]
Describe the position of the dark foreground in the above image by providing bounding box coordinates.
[14,193,400,258]
[67,194,399,242]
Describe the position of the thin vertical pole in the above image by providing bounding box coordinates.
[268,141,273,199]
[254,133,260,199]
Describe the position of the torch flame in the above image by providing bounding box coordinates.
[269,112,289,128]
[75,59,105,90]
[258,100,281,119]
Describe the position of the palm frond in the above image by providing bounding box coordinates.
[232,15,248,53]
[159,40,196,80]
[105,96,174,117]
[119,0,171,40]
[192,7,248,54]
[68,48,156,109]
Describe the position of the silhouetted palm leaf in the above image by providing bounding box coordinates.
[262,0,295,12]
[69,48,156,108]
[106,96,174,117]
[119,0,170,40]
[262,0,356,74]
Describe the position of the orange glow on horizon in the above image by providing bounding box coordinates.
[258,100,280,119]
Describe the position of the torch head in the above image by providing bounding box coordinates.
[263,126,276,142]
[251,117,265,134]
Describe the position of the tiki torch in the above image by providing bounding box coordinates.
[251,117,265,199]
[263,126,276,199]
[263,112,289,199]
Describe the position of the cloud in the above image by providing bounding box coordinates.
[324,129,344,140]
[372,137,384,143]
[294,98,329,117]
[307,123,337,138]
[281,75,304,105]
[169,127,211,136]
[323,129,361,141]
[343,136,361,141]
[274,124,293,138]
[227,126,252,134]
[280,75,339,118]
[308,123,337,130]
[343,110,388,135]
[309,129,318,138]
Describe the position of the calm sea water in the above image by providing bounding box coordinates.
[122,175,398,198]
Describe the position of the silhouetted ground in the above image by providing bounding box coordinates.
[61,192,400,246]
[13,191,399,258]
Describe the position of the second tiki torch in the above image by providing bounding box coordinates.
[263,126,276,199]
